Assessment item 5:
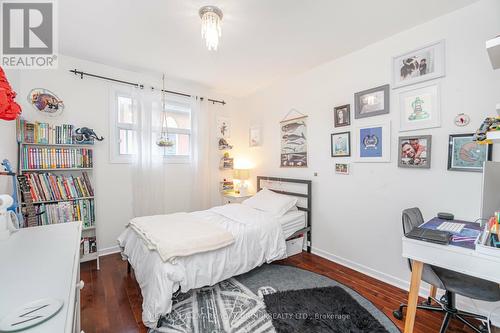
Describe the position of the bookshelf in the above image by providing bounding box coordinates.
[16,119,100,268]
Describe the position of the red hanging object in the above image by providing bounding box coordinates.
[0,66,22,121]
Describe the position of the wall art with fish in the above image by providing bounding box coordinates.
[280,116,308,167]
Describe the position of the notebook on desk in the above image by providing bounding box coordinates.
[419,218,482,249]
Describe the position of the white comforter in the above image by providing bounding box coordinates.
[117,204,287,328]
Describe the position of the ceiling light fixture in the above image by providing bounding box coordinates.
[199,5,223,51]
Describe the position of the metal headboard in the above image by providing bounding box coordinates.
[257,176,312,253]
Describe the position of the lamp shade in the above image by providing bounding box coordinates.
[233,169,250,180]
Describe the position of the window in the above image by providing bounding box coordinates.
[110,89,192,164]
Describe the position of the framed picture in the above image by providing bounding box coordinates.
[355,122,391,162]
[334,104,350,127]
[331,132,351,157]
[448,134,492,172]
[398,135,432,169]
[335,163,350,175]
[354,84,390,119]
[249,126,261,147]
[280,116,307,167]
[398,83,441,132]
[217,116,231,138]
[219,157,234,170]
[392,40,445,89]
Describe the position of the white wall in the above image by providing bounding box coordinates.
[0,55,232,251]
[234,0,500,319]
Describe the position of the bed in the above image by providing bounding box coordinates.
[118,176,312,328]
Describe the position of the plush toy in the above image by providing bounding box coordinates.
[0,67,22,121]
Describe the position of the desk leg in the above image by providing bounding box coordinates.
[429,285,437,299]
[404,260,423,333]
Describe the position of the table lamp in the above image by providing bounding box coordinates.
[233,169,250,195]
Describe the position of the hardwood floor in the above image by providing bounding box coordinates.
[81,252,489,333]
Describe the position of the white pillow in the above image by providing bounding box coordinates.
[242,188,298,217]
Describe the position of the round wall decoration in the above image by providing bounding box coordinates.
[27,88,64,117]
[454,113,470,127]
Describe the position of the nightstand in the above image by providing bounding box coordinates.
[222,192,253,204]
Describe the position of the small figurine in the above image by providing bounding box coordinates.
[218,138,233,150]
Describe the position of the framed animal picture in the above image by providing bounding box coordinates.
[392,40,445,89]
[331,132,350,157]
[354,84,390,119]
[280,116,307,168]
[398,83,441,132]
[355,122,391,162]
[448,134,492,172]
[398,135,432,169]
[335,163,350,175]
[334,104,350,127]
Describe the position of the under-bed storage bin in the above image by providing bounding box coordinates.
[286,236,304,257]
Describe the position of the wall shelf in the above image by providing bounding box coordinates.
[22,196,95,205]
[486,36,500,69]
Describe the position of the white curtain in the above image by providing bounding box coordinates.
[131,88,166,217]
[190,96,211,211]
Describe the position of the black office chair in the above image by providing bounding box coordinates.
[393,208,500,333]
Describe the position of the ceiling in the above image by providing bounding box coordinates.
[59,0,479,97]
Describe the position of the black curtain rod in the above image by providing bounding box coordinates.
[69,69,226,105]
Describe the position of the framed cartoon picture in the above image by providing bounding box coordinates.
[249,126,261,147]
[398,83,440,132]
[335,163,350,175]
[448,134,492,172]
[354,84,390,119]
[392,40,445,89]
[355,122,391,162]
[398,135,432,169]
[331,132,351,157]
[334,104,350,127]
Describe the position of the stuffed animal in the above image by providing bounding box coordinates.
[74,127,104,142]
[0,67,22,121]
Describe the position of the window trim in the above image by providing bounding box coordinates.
[109,87,193,164]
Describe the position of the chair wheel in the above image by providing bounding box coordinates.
[393,310,403,320]
[479,323,489,333]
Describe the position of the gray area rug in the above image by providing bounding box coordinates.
[150,264,399,333]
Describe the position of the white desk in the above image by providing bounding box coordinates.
[0,222,83,333]
[401,236,500,333]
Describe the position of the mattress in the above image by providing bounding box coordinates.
[279,210,306,238]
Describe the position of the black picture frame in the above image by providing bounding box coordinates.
[447,133,492,172]
[334,104,350,127]
[331,132,351,157]
[354,84,390,119]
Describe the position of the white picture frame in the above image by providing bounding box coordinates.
[216,116,231,138]
[392,40,445,89]
[398,82,441,132]
[354,122,391,163]
[335,163,350,175]
[249,126,261,147]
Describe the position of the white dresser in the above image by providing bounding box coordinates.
[0,222,83,333]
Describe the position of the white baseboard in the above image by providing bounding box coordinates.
[311,246,499,326]
[98,245,121,257]
[311,246,430,296]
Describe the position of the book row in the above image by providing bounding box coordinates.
[21,146,93,170]
[23,172,94,203]
[35,199,95,228]
[17,118,82,145]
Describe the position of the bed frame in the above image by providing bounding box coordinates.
[257,176,312,253]
[127,176,313,273]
